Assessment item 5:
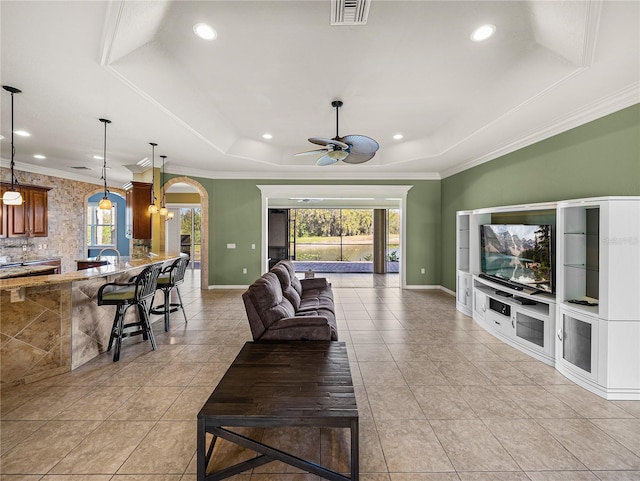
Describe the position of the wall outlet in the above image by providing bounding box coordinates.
[251,244,256,250]
[421,268,426,274]
[227,243,236,249]
[242,268,247,274]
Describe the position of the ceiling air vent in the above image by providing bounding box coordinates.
[71,166,92,170]
[331,0,371,26]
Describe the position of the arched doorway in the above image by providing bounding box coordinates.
[161,176,209,290]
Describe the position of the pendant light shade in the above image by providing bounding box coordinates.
[148,143,158,214]
[98,118,112,210]
[2,86,24,205]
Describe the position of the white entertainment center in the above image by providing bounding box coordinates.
[456,196,640,400]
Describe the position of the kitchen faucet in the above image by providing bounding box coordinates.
[96,247,121,264]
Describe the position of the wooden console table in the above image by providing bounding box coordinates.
[197,341,359,481]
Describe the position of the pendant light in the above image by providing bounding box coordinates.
[158,154,168,216]
[98,118,112,210]
[148,142,158,214]
[2,86,24,205]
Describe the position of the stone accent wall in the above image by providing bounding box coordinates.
[0,167,123,273]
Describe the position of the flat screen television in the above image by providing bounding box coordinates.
[480,224,553,293]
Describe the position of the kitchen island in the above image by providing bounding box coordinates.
[0,253,183,385]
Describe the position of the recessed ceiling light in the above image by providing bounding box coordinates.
[393,134,404,140]
[33,154,46,159]
[193,23,217,40]
[93,155,103,160]
[471,24,496,42]
[14,130,30,137]
[262,133,273,140]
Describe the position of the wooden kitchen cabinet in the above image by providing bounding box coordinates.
[0,183,50,238]
[125,181,152,239]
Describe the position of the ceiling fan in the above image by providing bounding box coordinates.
[296,100,379,166]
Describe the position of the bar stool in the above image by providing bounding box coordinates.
[150,255,189,331]
[97,263,162,362]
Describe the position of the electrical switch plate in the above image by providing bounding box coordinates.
[251,244,256,250]
[242,268,247,274]
[227,243,236,249]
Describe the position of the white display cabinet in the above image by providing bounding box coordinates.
[457,196,640,399]
[455,212,472,315]
[556,197,640,399]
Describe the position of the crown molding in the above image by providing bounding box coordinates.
[168,166,440,181]
[0,160,108,187]
[440,83,639,179]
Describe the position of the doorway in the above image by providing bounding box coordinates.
[165,205,201,269]
[162,177,208,290]
[258,184,412,288]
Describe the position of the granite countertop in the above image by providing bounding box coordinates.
[0,255,62,268]
[0,253,183,290]
[0,264,60,280]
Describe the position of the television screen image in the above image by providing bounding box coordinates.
[480,224,553,293]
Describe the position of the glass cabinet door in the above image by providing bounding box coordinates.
[515,313,544,348]
[562,313,596,376]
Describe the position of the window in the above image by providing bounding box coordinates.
[87,203,117,247]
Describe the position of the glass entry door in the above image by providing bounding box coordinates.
[180,207,201,269]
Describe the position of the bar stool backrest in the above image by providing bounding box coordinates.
[168,256,189,286]
[135,263,163,302]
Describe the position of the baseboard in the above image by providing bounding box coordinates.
[209,283,455,295]
[404,284,452,294]
[208,285,250,290]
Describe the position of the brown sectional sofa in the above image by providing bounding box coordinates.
[242,260,338,341]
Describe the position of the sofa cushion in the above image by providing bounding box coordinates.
[271,264,301,310]
[301,296,335,312]
[247,272,296,328]
[276,260,303,297]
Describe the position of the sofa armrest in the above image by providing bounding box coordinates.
[300,277,330,290]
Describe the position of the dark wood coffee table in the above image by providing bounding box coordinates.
[197,341,358,481]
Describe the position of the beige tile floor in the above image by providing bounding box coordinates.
[2,270,640,481]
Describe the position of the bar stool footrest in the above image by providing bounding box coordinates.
[150,303,183,315]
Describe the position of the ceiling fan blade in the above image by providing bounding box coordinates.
[341,135,379,155]
[308,137,349,150]
[316,154,340,166]
[341,151,377,164]
[295,148,329,157]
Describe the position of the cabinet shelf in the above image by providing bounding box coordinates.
[563,263,599,272]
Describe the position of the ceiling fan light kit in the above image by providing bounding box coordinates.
[296,100,379,166]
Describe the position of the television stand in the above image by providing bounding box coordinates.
[472,275,555,365]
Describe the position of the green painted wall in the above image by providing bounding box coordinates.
[164,176,441,286]
[441,104,640,291]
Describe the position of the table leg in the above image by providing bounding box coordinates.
[351,419,359,481]
[197,417,205,481]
